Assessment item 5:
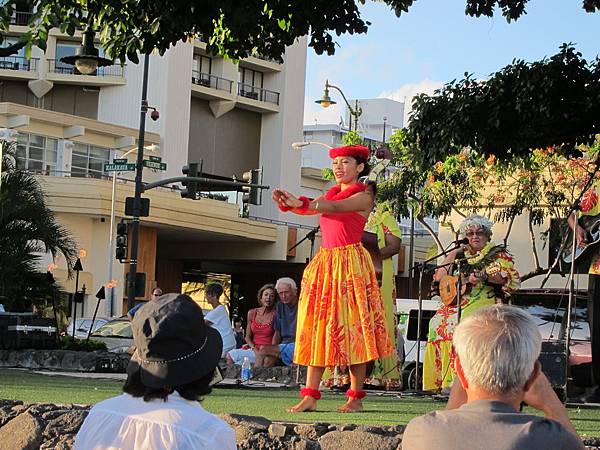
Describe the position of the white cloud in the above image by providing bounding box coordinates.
[378,79,444,124]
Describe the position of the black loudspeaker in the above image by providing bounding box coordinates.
[538,340,567,399]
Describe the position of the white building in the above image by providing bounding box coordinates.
[2,11,314,318]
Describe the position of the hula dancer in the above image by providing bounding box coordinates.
[273,145,394,412]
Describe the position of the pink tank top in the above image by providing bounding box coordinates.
[320,212,367,249]
[250,309,274,346]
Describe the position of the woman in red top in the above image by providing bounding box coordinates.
[273,145,393,413]
[226,284,276,366]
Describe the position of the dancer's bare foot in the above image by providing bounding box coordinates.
[337,398,363,413]
[287,396,317,412]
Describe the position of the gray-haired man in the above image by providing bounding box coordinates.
[403,305,584,450]
[259,277,298,367]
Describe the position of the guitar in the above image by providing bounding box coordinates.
[438,263,501,306]
[562,214,600,263]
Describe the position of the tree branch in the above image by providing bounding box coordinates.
[416,214,444,252]
[528,208,541,271]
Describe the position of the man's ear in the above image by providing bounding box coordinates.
[523,360,541,392]
[455,355,469,390]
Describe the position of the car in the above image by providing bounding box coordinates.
[89,318,133,353]
[509,288,593,390]
[396,289,593,393]
[65,317,109,339]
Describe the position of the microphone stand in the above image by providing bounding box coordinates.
[408,242,468,391]
[288,226,320,262]
[565,205,581,402]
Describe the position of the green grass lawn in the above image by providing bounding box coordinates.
[1,369,600,437]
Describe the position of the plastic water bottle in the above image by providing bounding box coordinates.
[241,357,252,382]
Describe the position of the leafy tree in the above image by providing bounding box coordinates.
[406,44,600,167]
[1,1,598,60]
[380,125,600,281]
[0,139,77,311]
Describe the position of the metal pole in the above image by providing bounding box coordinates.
[127,52,150,312]
[565,209,579,396]
[107,171,117,316]
[72,269,80,337]
[407,205,416,298]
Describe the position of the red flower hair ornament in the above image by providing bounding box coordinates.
[329,145,370,160]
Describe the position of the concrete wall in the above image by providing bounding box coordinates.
[0,82,98,118]
[188,97,261,177]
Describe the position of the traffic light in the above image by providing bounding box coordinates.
[242,169,261,205]
[181,163,199,199]
[116,220,128,262]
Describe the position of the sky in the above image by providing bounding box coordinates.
[303,0,600,126]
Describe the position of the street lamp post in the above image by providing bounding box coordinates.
[126,52,151,312]
[315,80,362,132]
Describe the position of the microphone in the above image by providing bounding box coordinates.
[452,237,469,246]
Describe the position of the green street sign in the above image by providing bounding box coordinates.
[113,158,128,164]
[104,163,136,172]
[143,160,167,170]
[149,155,162,162]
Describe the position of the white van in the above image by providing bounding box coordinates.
[396,298,441,389]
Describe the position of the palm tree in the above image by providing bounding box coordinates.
[0,139,77,311]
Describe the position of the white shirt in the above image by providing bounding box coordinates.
[74,392,236,450]
[205,305,237,355]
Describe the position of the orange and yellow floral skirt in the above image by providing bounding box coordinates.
[294,243,394,367]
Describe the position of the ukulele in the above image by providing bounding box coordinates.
[439,263,502,306]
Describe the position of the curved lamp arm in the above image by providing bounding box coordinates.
[327,81,362,116]
[292,141,333,150]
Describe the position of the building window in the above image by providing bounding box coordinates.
[192,54,212,75]
[15,133,58,174]
[2,37,25,58]
[71,143,111,178]
[238,67,264,89]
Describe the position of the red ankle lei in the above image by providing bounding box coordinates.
[300,387,322,400]
[325,182,366,201]
[346,389,367,400]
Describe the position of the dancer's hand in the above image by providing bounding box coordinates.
[272,188,303,208]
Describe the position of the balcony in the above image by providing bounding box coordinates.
[0,56,38,72]
[238,83,280,105]
[46,59,126,86]
[0,56,39,80]
[191,71,233,93]
[9,11,33,26]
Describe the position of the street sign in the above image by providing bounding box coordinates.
[143,160,167,170]
[104,163,136,172]
[113,158,128,164]
[149,155,162,162]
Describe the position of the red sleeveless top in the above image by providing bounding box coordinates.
[319,183,368,249]
[249,309,274,347]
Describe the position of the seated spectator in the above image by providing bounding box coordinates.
[259,277,298,367]
[233,317,245,349]
[204,283,237,357]
[127,287,162,320]
[226,284,276,366]
[74,294,236,450]
[402,305,584,450]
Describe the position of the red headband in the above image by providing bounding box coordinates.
[329,145,370,160]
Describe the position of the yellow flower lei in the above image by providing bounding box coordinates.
[466,242,497,265]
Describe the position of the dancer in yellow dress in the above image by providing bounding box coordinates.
[273,145,394,412]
